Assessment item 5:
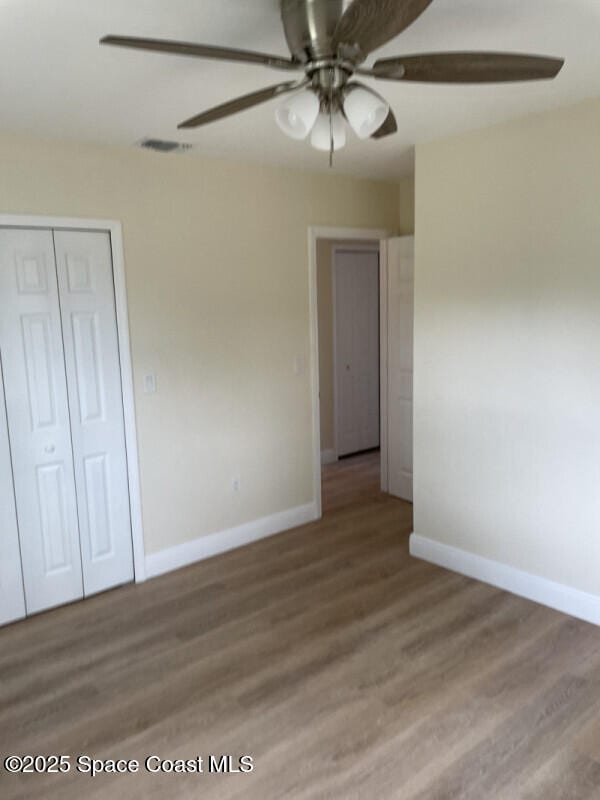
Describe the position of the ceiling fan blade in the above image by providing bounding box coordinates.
[333,0,433,58]
[371,108,398,139]
[368,52,565,83]
[178,80,308,129]
[100,35,301,72]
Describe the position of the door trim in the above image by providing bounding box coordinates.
[0,214,146,583]
[379,239,390,494]
[308,226,389,519]
[385,236,415,502]
[332,244,381,460]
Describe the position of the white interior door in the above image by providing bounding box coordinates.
[0,229,84,614]
[54,230,134,596]
[334,248,380,457]
[386,237,414,501]
[0,358,26,626]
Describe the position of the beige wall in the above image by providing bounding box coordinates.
[0,132,399,555]
[398,175,415,236]
[414,97,600,596]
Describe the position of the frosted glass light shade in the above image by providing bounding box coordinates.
[343,86,389,139]
[275,90,320,140]
[310,112,347,152]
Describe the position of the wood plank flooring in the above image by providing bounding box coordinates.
[1,451,600,799]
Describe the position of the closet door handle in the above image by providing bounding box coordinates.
[44,444,56,455]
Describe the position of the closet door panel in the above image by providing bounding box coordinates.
[0,360,26,626]
[0,229,84,615]
[54,230,134,595]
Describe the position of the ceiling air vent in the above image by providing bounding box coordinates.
[138,139,193,154]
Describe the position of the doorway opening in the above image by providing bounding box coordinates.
[310,228,386,515]
[309,227,415,519]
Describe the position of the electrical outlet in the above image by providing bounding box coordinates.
[143,374,157,394]
[232,476,241,494]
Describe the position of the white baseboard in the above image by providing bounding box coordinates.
[146,502,319,579]
[410,533,600,627]
[321,449,338,465]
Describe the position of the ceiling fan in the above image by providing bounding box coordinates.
[100,0,564,162]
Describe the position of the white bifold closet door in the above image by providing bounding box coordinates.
[0,358,26,625]
[0,229,85,615]
[0,228,133,619]
[53,230,133,596]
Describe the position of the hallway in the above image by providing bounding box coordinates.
[321,450,384,514]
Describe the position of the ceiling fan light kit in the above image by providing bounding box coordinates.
[100,0,565,165]
[275,89,320,140]
[343,85,390,139]
[275,83,388,150]
[311,110,347,152]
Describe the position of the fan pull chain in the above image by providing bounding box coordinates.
[329,68,334,168]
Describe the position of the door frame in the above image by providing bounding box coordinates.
[308,225,389,518]
[383,236,415,502]
[332,244,381,461]
[0,214,146,583]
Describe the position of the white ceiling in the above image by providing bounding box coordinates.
[1,0,600,179]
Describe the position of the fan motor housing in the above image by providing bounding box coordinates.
[281,0,353,61]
